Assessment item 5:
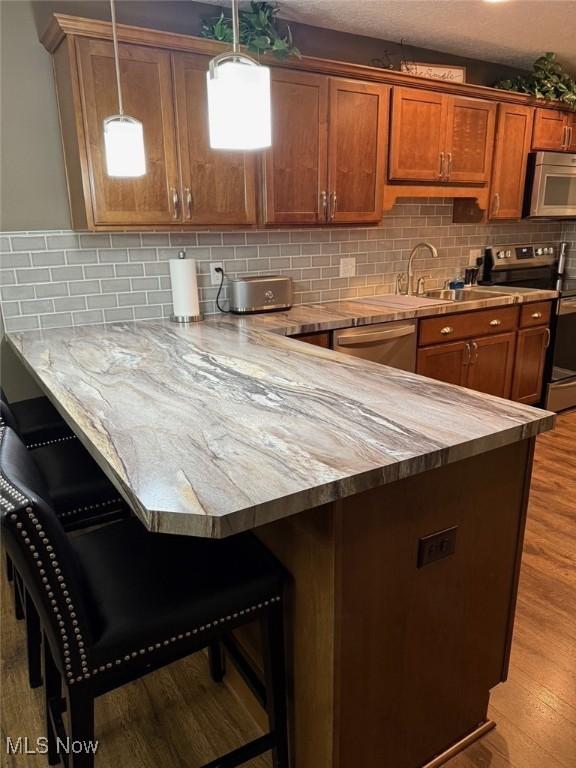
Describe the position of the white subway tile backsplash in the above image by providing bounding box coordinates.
[1,199,571,332]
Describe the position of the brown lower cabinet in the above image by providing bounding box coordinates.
[417,332,516,398]
[511,326,550,404]
[417,305,552,403]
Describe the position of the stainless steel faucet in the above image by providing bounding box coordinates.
[405,242,439,295]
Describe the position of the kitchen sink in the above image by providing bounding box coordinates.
[424,288,508,302]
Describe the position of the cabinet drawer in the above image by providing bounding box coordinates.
[419,306,518,345]
[519,301,552,329]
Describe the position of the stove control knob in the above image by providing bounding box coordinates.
[536,248,544,256]
[506,250,512,259]
[497,250,505,259]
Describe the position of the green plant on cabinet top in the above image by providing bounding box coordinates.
[201,1,301,59]
[495,53,576,110]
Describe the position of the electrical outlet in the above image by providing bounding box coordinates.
[340,257,356,278]
[469,248,482,265]
[417,526,458,568]
[209,262,224,286]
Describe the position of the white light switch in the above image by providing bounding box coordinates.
[340,257,356,278]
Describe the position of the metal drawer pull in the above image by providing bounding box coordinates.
[440,326,454,335]
[531,311,543,319]
[489,319,502,326]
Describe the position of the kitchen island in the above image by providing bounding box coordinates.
[7,320,554,768]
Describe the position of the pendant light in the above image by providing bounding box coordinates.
[206,0,272,150]
[103,0,146,177]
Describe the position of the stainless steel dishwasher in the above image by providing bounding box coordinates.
[332,320,417,371]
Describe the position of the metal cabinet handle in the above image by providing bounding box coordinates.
[531,311,543,319]
[545,328,551,348]
[184,187,192,219]
[171,187,179,219]
[471,341,479,363]
[446,152,453,178]
[439,152,445,179]
[568,126,574,149]
[320,191,328,222]
[489,319,502,327]
[492,192,500,216]
[329,191,337,221]
[464,341,472,365]
[440,326,454,335]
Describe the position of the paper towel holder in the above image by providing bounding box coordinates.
[170,251,203,324]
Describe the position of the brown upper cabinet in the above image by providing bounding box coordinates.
[389,87,496,184]
[489,104,534,220]
[76,38,180,227]
[172,53,257,227]
[263,71,389,225]
[53,37,257,229]
[532,107,576,152]
[44,15,576,230]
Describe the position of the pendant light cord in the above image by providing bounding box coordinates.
[231,0,240,55]
[110,0,124,115]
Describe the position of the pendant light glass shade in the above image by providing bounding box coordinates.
[206,0,272,151]
[207,56,271,150]
[103,116,146,177]
[103,0,146,177]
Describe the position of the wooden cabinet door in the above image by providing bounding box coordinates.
[566,112,576,152]
[532,108,567,150]
[444,96,496,183]
[511,326,549,404]
[389,87,448,182]
[76,38,180,226]
[416,341,470,387]
[327,79,389,223]
[490,104,534,220]
[466,332,516,398]
[264,70,328,224]
[173,53,256,226]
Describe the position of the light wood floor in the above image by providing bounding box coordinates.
[1,412,575,768]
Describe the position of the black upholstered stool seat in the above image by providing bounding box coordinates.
[71,517,284,670]
[32,439,123,525]
[0,389,72,447]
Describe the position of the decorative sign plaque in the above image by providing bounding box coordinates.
[400,61,467,83]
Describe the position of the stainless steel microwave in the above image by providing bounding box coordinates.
[527,151,576,218]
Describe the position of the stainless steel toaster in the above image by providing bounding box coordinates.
[228,275,293,314]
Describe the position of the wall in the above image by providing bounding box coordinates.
[0,0,69,231]
[0,201,567,334]
[1,0,527,233]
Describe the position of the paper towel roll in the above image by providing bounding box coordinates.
[169,256,201,320]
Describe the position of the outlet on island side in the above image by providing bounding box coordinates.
[209,262,224,286]
[417,526,458,568]
[340,257,356,278]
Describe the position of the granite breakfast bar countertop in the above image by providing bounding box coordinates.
[8,314,554,538]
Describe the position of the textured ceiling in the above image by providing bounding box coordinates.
[209,0,576,73]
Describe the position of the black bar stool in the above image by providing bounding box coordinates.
[0,425,290,768]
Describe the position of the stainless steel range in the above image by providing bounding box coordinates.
[481,241,575,412]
